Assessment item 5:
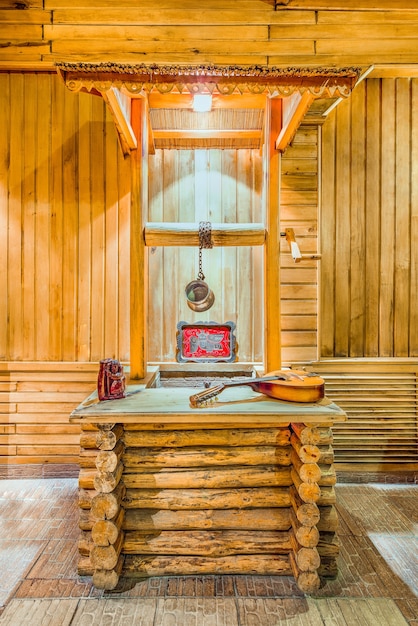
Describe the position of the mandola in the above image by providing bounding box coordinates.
[189,369,325,408]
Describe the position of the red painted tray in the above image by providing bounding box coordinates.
[176,321,237,363]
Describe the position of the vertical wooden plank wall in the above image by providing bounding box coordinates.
[147,149,265,363]
[146,136,319,365]
[0,73,131,468]
[321,78,418,359]
[0,72,131,363]
[0,73,320,368]
[317,78,418,470]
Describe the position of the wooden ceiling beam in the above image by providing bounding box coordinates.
[144,223,266,247]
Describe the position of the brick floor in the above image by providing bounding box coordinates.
[0,478,416,625]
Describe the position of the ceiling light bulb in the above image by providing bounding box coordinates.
[193,94,212,112]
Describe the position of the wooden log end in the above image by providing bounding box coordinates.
[298,481,321,505]
[296,503,320,527]
[92,520,119,546]
[295,524,319,549]
[295,546,321,572]
[92,555,124,590]
[296,570,321,593]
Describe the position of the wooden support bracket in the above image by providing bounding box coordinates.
[276,91,315,153]
[103,88,137,155]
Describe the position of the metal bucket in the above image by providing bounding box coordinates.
[185,279,215,312]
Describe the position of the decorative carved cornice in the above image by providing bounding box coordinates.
[56,62,361,99]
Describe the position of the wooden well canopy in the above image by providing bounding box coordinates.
[57,62,360,377]
[57,62,361,153]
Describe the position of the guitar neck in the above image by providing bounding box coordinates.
[189,375,284,408]
[220,375,284,389]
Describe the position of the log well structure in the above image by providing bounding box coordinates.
[71,385,345,593]
[1,0,417,601]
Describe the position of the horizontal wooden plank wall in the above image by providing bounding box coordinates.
[305,360,418,471]
[320,78,418,359]
[0,362,96,469]
[0,72,131,364]
[1,1,418,69]
[281,124,319,365]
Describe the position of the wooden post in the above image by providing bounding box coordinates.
[264,97,282,372]
[130,98,148,380]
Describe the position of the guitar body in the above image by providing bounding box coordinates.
[189,369,325,407]
[249,370,325,403]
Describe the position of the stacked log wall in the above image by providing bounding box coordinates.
[75,419,343,589]
[119,425,294,581]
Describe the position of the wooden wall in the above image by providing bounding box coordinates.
[0,73,131,364]
[307,359,418,471]
[1,1,418,71]
[316,78,418,470]
[281,125,319,364]
[320,78,418,359]
[147,149,264,363]
[0,72,318,468]
[0,73,131,468]
[1,72,417,470]
[0,362,96,469]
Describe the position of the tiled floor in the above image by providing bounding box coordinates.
[0,478,416,625]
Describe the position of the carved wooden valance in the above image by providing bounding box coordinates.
[56,62,361,99]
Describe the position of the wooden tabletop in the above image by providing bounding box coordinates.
[70,385,346,426]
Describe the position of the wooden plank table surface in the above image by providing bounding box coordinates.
[70,385,346,425]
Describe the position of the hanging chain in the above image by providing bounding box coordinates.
[197,221,213,281]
